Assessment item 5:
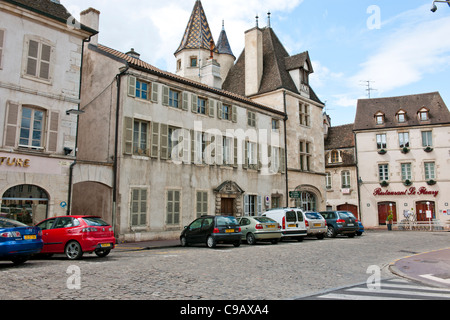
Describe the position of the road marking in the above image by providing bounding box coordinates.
[420,274,450,285]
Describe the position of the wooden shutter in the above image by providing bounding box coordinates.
[47,111,59,152]
[128,76,136,97]
[208,99,215,117]
[123,117,133,154]
[160,124,168,159]
[26,40,39,77]
[162,86,169,106]
[233,137,238,168]
[243,140,248,169]
[0,30,4,68]
[216,134,223,166]
[232,106,237,123]
[151,122,159,158]
[4,102,19,148]
[280,148,286,173]
[182,92,189,111]
[151,83,159,103]
[39,44,51,80]
[191,94,198,113]
[217,102,223,119]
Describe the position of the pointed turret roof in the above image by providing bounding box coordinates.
[217,21,235,58]
[175,0,218,55]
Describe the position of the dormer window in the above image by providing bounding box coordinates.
[396,109,407,123]
[375,112,385,125]
[418,107,429,121]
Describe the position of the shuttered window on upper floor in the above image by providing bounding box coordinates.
[24,38,53,81]
[0,29,4,69]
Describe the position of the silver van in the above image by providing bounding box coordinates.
[262,208,307,241]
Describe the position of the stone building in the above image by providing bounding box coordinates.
[354,92,450,228]
[0,0,95,223]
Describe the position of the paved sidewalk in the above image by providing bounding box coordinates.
[390,248,450,288]
[115,238,180,251]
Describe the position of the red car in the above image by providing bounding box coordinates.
[36,215,115,260]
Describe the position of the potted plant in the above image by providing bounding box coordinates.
[427,179,436,186]
[424,146,433,153]
[401,147,410,154]
[378,149,387,155]
[403,179,412,186]
[380,180,389,187]
[386,213,394,231]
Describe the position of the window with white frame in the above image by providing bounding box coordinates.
[376,134,387,150]
[341,170,351,188]
[325,172,332,189]
[19,107,45,149]
[244,195,261,216]
[133,120,149,155]
[378,164,389,181]
[424,162,435,180]
[398,132,410,148]
[246,141,257,170]
[25,39,52,81]
[166,190,180,225]
[401,163,412,181]
[131,188,147,227]
[222,136,233,165]
[422,131,432,147]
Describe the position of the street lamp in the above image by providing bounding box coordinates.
[431,0,450,12]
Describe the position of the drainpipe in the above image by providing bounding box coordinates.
[283,90,289,207]
[112,64,130,235]
[354,131,363,223]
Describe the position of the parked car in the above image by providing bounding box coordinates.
[0,217,43,265]
[303,211,327,239]
[36,215,115,260]
[262,208,307,241]
[180,215,242,248]
[238,216,281,245]
[356,220,365,236]
[319,211,359,238]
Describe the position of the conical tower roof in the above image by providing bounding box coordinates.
[217,21,235,58]
[175,0,218,55]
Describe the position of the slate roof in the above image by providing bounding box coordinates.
[174,0,217,55]
[354,92,450,131]
[92,43,285,117]
[216,25,234,58]
[1,0,97,34]
[222,27,323,104]
[324,124,355,150]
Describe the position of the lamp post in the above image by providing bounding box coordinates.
[431,0,450,12]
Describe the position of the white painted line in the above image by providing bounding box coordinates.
[420,274,450,285]
[318,293,415,300]
[347,287,450,298]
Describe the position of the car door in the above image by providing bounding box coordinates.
[295,210,306,231]
[200,217,214,243]
[36,218,58,253]
[45,217,75,253]
[239,218,251,239]
[185,218,203,244]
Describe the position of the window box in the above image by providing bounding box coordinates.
[403,179,412,186]
[401,147,410,154]
[424,146,433,153]
[427,179,436,186]
[378,149,387,155]
[380,181,389,187]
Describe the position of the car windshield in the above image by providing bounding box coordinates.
[83,217,109,226]
[0,217,27,228]
[254,217,276,223]
[216,216,238,226]
[305,212,322,219]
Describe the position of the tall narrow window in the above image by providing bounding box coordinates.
[19,107,45,149]
[131,189,147,227]
[424,162,435,180]
[398,132,409,148]
[299,103,311,126]
[25,39,52,81]
[247,111,256,127]
[325,172,332,189]
[133,120,148,155]
[376,134,387,150]
[197,97,206,114]
[422,131,433,147]
[401,163,412,181]
[136,80,150,100]
[300,141,311,171]
[169,89,180,108]
[341,171,351,188]
[378,164,389,181]
[166,190,180,225]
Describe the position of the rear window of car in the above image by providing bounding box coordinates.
[0,217,27,228]
[82,217,109,226]
[338,212,353,219]
[305,212,322,219]
[286,211,297,222]
[254,217,276,223]
[216,216,238,226]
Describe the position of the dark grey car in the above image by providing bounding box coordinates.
[319,211,358,238]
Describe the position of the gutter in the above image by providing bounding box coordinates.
[283,90,289,207]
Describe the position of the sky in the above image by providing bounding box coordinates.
[61,0,450,126]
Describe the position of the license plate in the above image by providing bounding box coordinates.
[100,243,111,248]
[288,224,296,228]
[225,229,234,233]
[267,225,276,228]
[347,223,354,226]
[313,223,322,227]
[24,235,36,240]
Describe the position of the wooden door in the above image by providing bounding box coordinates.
[415,201,435,221]
[377,202,397,225]
[337,204,359,220]
[221,198,234,216]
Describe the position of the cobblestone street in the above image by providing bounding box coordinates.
[1,230,449,300]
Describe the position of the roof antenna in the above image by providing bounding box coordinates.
[360,80,377,98]
[267,11,271,28]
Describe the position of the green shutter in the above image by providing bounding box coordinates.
[160,124,168,159]
[123,117,133,155]
[128,76,136,97]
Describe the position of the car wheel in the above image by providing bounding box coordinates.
[316,233,325,240]
[95,249,111,258]
[327,226,337,238]
[233,240,241,247]
[206,236,216,248]
[270,239,279,244]
[348,233,355,238]
[296,236,304,242]
[11,256,29,265]
[65,241,83,260]
[246,233,256,245]
[180,236,189,247]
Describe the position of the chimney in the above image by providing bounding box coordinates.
[80,7,100,46]
[244,26,263,96]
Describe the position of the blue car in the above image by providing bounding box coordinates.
[0,217,43,265]
[356,221,365,236]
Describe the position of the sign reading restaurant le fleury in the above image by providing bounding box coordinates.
[373,186,439,198]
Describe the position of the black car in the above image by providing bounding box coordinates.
[180,215,242,248]
[319,211,359,238]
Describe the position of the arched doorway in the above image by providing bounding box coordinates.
[337,204,359,220]
[377,202,397,226]
[72,181,112,224]
[1,185,49,225]
[294,191,317,211]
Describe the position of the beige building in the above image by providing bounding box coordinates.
[354,92,450,228]
[0,0,95,223]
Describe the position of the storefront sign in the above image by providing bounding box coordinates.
[373,187,439,198]
[0,157,30,168]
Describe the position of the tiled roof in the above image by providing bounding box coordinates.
[1,0,96,34]
[93,44,285,116]
[174,0,217,55]
[216,25,234,58]
[325,124,355,149]
[222,27,323,104]
[354,92,450,131]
